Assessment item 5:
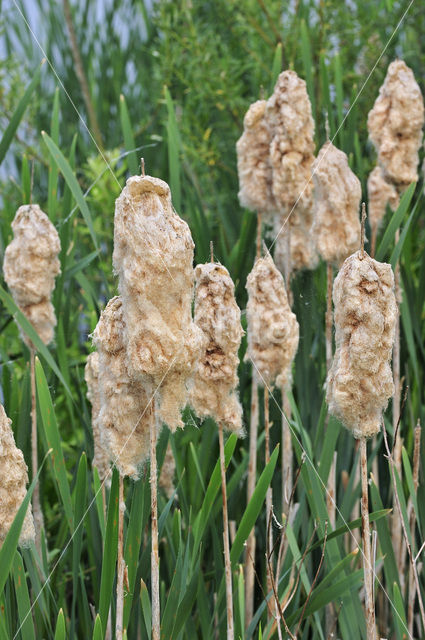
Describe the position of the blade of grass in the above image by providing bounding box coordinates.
[119,94,139,175]
[12,551,36,640]
[375,183,415,261]
[99,468,119,639]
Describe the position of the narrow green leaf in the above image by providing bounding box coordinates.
[54,609,66,640]
[392,582,408,640]
[164,86,181,211]
[92,615,103,640]
[13,551,36,640]
[390,200,417,268]
[71,454,88,636]
[0,60,43,164]
[300,20,315,118]
[42,131,99,250]
[99,469,119,639]
[270,42,282,92]
[375,183,415,261]
[140,579,152,640]
[48,87,60,222]
[119,94,139,175]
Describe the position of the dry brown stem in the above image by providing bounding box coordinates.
[360,439,376,640]
[150,399,160,640]
[116,474,125,640]
[245,379,259,627]
[408,422,421,636]
[219,422,234,640]
[30,349,43,552]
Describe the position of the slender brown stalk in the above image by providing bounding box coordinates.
[218,422,234,640]
[282,392,292,516]
[150,399,160,640]
[325,263,335,637]
[30,348,43,552]
[245,379,259,628]
[264,388,273,621]
[326,262,333,374]
[360,439,376,640]
[62,0,104,149]
[116,474,125,640]
[408,422,421,636]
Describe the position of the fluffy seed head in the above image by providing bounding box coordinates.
[236,99,276,217]
[159,443,176,499]
[92,296,153,480]
[246,254,299,389]
[0,403,35,549]
[368,60,424,189]
[266,70,317,271]
[326,251,397,438]
[312,141,361,266]
[84,352,111,482]
[113,175,204,431]
[367,166,399,235]
[189,263,244,435]
[3,204,61,346]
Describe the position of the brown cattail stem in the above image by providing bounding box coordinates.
[282,391,292,516]
[150,399,160,640]
[407,421,421,636]
[30,348,43,551]
[245,379,259,628]
[116,474,125,640]
[360,438,376,640]
[326,263,333,374]
[264,387,273,619]
[218,422,234,640]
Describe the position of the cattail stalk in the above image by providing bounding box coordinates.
[150,398,160,640]
[245,377,259,627]
[360,439,376,639]
[116,474,125,640]
[407,422,421,636]
[264,387,273,618]
[219,422,234,640]
[30,347,43,551]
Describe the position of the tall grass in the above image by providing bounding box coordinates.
[1,1,425,638]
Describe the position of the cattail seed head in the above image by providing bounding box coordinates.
[312,141,361,266]
[266,70,317,271]
[246,254,299,389]
[84,351,111,482]
[326,251,397,438]
[236,100,276,217]
[0,403,35,548]
[368,60,424,190]
[367,166,399,236]
[3,204,61,346]
[158,443,176,499]
[92,296,152,480]
[113,175,204,431]
[189,262,244,435]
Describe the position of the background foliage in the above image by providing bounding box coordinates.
[1,0,425,638]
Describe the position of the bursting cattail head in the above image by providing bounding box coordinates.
[246,254,299,389]
[266,70,318,271]
[236,100,276,217]
[189,262,244,435]
[3,204,61,347]
[113,175,204,431]
[367,166,399,236]
[92,296,152,480]
[84,351,111,482]
[158,443,176,499]
[0,403,35,548]
[326,251,397,438]
[367,60,424,190]
[312,141,361,266]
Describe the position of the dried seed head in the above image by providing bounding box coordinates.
[189,262,244,435]
[326,251,397,438]
[368,60,424,189]
[3,204,61,347]
[113,175,204,431]
[236,99,276,217]
[273,214,318,274]
[84,351,111,482]
[367,166,399,235]
[266,71,317,271]
[246,254,299,389]
[312,141,361,266]
[92,296,153,480]
[0,403,35,549]
[158,443,176,499]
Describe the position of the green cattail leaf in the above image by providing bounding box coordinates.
[119,94,139,176]
[164,86,182,212]
[400,275,420,383]
[65,250,100,279]
[35,357,74,531]
[21,155,31,204]
[42,131,99,250]
[270,42,283,92]
[140,579,152,640]
[92,615,103,640]
[230,445,279,566]
[390,199,418,268]
[392,582,408,640]
[99,468,119,639]
[370,482,399,588]
[168,562,199,639]
[0,284,72,398]
[12,551,36,640]
[333,53,344,149]
[71,453,88,635]
[54,609,66,640]
[48,87,60,223]
[0,60,43,165]
[92,466,106,539]
[300,19,315,120]
[402,446,421,536]
[375,182,415,262]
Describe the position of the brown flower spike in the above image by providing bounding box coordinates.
[190,262,244,435]
[113,175,204,431]
[92,296,152,480]
[0,403,35,548]
[3,204,61,346]
[368,60,424,190]
[236,100,276,218]
[326,251,397,438]
[84,351,111,482]
[312,141,361,266]
[245,254,299,390]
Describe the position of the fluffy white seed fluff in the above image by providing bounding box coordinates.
[84,351,111,482]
